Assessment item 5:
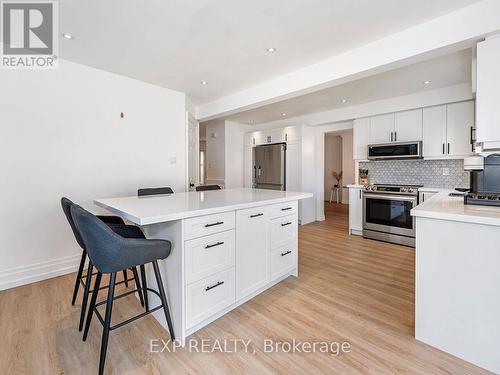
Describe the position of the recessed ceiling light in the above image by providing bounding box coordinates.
[267,47,276,53]
[281,112,287,116]
[200,80,208,85]
[62,33,74,40]
[423,80,431,85]
[341,99,347,104]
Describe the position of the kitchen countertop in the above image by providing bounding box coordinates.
[95,188,313,225]
[411,191,500,226]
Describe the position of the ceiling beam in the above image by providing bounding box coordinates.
[196,0,500,121]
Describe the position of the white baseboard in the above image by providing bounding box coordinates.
[316,215,326,221]
[0,254,81,291]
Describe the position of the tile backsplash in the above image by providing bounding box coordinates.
[358,159,469,188]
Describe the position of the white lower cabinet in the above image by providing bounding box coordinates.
[186,267,235,328]
[235,206,270,300]
[270,214,297,250]
[184,201,299,331]
[270,243,296,281]
[349,187,363,235]
[185,230,235,284]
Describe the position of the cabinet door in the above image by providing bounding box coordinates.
[477,37,500,145]
[423,106,447,158]
[370,113,395,144]
[353,118,370,160]
[235,207,269,300]
[286,142,300,192]
[394,109,422,142]
[348,188,363,234]
[244,133,255,147]
[446,101,474,157]
[283,126,301,143]
[253,131,265,145]
[244,146,253,188]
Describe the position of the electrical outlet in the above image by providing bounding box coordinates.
[170,156,177,164]
[442,168,450,176]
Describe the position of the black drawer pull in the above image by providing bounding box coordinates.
[281,222,292,227]
[250,213,264,218]
[281,207,292,211]
[281,250,292,257]
[205,221,224,227]
[205,241,224,249]
[205,281,224,291]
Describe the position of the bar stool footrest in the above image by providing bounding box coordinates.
[93,287,163,331]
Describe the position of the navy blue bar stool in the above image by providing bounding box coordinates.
[137,187,173,196]
[71,204,174,375]
[61,198,144,331]
[195,184,221,191]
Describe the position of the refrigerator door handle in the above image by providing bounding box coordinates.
[258,165,262,177]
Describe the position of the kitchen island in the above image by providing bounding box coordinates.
[411,192,500,374]
[95,188,313,345]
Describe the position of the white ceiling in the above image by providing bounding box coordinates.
[59,0,480,105]
[223,49,472,124]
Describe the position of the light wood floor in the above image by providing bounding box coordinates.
[0,203,492,374]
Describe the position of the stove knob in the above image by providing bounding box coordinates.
[407,188,414,193]
[401,187,408,193]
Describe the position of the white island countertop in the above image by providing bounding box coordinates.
[95,188,313,225]
[411,191,500,227]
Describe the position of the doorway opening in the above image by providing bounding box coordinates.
[324,130,354,219]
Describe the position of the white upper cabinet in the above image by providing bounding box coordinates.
[423,102,474,159]
[423,105,447,158]
[369,113,394,144]
[477,35,500,149]
[353,117,370,160]
[369,110,422,145]
[446,101,474,157]
[394,109,423,142]
[282,126,301,143]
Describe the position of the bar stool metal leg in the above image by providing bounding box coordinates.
[152,260,175,340]
[140,264,149,311]
[122,270,129,288]
[72,250,87,305]
[99,272,116,375]
[79,261,94,331]
[83,272,102,341]
[131,267,144,307]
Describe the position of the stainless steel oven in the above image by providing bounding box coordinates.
[362,184,420,247]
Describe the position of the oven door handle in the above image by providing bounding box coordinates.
[363,193,417,203]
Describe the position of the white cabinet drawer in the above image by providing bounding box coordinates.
[186,268,235,329]
[270,214,297,250]
[268,201,298,219]
[184,211,235,240]
[270,243,296,281]
[185,230,235,284]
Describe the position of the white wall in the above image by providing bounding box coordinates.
[225,121,251,189]
[205,120,226,182]
[340,131,354,204]
[300,125,317,224]
[324,135,343,201]
[0,59,187,290]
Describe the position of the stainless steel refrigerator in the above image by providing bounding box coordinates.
[252,143,286,190]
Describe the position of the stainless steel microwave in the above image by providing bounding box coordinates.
[367,141,422,160]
